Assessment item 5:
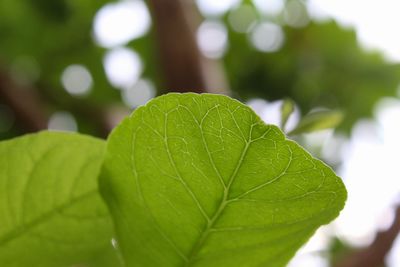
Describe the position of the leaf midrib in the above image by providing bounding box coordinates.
[0,189,99,246]
[185,140,251,266]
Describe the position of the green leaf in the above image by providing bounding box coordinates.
[288,110,344,135]
[0,131,121,267]
[101,93,347,267]
[280,98,295,130]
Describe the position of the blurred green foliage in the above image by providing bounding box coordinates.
[0,0,399,137]
[0,0,116,138]
[225,20,400,132]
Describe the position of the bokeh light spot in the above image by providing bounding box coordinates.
[196,0,240,17]
[284,0,310,28]
[252,0,284,15]
[228,5,257,33]
[288,254,328,267]
[48,111,78,132]
[93,0,151,48]
[104,47,143,89]
[249,22,285,53]
[197,20,228,59]
[61,64,93,96]
[121,78,156,108]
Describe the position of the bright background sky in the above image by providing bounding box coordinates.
[51,1,400,265]
[292,1,400,266]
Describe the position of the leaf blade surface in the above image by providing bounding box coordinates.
[101,93,347,267]
[0,131,120,267]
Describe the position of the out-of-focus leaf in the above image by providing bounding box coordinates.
[0,131,122,267]
[280,98,295,130]
[225,21,400,133]
[288,110,343,135]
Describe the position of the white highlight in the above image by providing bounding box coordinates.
[61,64,93,96]
[288,254,328,267]
[228,5,257,33]
[196,0,240,16]
[247,99,300,132]
[307,0,400,62]
[335,99,400,250]
[250,22,285,53]
[121,79,156,108]
[104,47,143,89]
[284,0,309,28]
[111,238,118,249]
[252,0,284,15]
[197,21,228,59]
[387,233,400,267]
[48,111,78,132]
[93,0,151,48]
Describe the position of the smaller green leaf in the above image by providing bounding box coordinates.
[280,98,295,130]
[0,131,121,267]
[288,110,344,135]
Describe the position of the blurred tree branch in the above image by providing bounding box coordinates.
[146,0,228,94]
[0,69,48,132]
[37,84,128,138]
[335,205,400,267]
[0,68,127,137]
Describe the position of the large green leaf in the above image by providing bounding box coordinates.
[101,93,347,267]
[0,131,121,267]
